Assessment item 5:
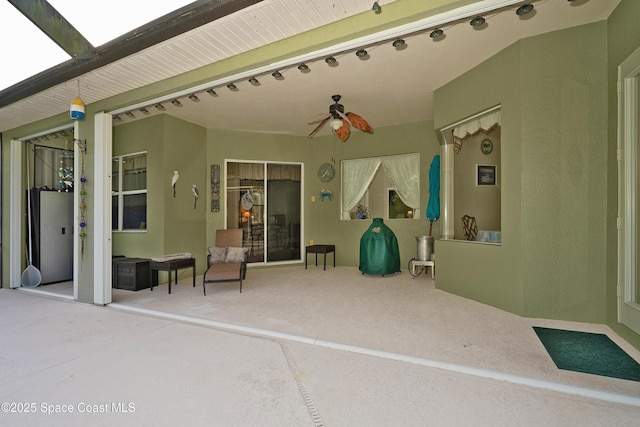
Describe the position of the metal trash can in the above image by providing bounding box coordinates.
[416,235,434,261]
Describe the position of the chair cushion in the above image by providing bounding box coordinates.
[207,246,227,263]
[225,247,247,263]
[204,262,242,281]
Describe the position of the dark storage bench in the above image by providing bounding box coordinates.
[112,257,151,291]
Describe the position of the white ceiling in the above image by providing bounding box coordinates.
[0,0,621,138]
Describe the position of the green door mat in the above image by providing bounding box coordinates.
[533,327,640,382]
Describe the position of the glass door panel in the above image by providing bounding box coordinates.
[226,161,301,264]
[266,164,301,262]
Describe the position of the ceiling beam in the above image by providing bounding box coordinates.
[0,0,262,109]
[8,0,95,59]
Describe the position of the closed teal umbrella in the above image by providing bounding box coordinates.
[427,155,440,236]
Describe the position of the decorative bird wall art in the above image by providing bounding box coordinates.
[171,170,179,197]
[192,184,199,209]
[307,95,373,142]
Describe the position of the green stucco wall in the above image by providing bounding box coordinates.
[112,115,207,279]
[434,22,609,322]
[205,120,439,268]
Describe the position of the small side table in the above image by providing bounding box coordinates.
[305,245,335,271]
[150,258,196,294]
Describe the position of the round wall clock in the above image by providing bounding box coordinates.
[481,139,493,155]
[317,163,336,182]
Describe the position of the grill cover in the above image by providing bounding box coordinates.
[359,218,400,275]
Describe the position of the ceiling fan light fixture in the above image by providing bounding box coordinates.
[470,16,485,27]
[516,4,534,16]
[298,63,310,73]
[430,28,444,39]
[331,118,343,130]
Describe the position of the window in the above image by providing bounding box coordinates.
[341,153,420,220]
[112,152,147,231]
[440,107,501,242]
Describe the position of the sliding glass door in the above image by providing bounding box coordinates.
[226,161,302,264]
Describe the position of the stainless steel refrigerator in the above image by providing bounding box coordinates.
[29,189,73,284]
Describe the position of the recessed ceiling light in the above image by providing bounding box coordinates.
[470,16,485,27]
[516,4,534,16]
[430,28,444,39]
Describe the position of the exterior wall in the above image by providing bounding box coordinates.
[607,0,640,349]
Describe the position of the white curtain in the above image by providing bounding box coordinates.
[341,158,382,220]
[382,154,420,209]
[453,110,501,153]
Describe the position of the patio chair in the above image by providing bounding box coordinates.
[203,229,248,295]
[462,215,478,241]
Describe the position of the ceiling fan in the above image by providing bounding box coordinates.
[307,95,373,142]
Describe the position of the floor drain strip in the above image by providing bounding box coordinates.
[280,342,325,427]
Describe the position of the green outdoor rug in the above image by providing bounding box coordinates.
[533,327,640,382]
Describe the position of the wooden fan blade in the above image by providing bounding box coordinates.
[335,119,351,142]
[307,112,331,125]
[308,116,330,138]
[346,112,373,133]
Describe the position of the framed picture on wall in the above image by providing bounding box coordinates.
[477,165,496,186]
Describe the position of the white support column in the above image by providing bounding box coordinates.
[9,140,23,288]
[93,112,113,305]
[440,142,455,240]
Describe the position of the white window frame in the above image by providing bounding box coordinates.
[112,151,147,232]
